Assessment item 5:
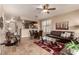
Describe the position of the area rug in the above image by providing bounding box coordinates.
[34,40,64,55]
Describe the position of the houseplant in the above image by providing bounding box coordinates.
[65,40,79,55]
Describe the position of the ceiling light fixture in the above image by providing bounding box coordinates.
[42,9,48,13]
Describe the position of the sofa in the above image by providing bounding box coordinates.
[46,31,74,43]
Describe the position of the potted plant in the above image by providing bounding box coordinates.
[65,40,79,55]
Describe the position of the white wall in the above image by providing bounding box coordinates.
[43,10,79,33]
[21,29,30,37]
[0,29,6,43]
[52,10,79,30]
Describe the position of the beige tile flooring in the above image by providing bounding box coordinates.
[0,37,51,55]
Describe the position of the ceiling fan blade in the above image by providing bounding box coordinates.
[43,4,49,9]
[43,5,46,9]
[48,8,56,10]
[47,11,50,14]
[36,8,43,10]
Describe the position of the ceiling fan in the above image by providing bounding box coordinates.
[37,4,56,14]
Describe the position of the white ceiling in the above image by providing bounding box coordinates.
[0,4,79,21]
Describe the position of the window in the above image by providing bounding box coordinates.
[42,19,52,33]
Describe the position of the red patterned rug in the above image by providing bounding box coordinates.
[34,40,64,55]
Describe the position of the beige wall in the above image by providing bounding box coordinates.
[40,9,79,33]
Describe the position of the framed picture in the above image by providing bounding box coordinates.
[56,21,69,30]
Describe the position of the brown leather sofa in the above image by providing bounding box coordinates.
[46,31,74,43]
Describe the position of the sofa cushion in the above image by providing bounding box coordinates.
[61,32,71,38]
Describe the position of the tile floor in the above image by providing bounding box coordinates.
[0,37,51,55]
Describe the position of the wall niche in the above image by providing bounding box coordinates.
[0,16,3,29]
